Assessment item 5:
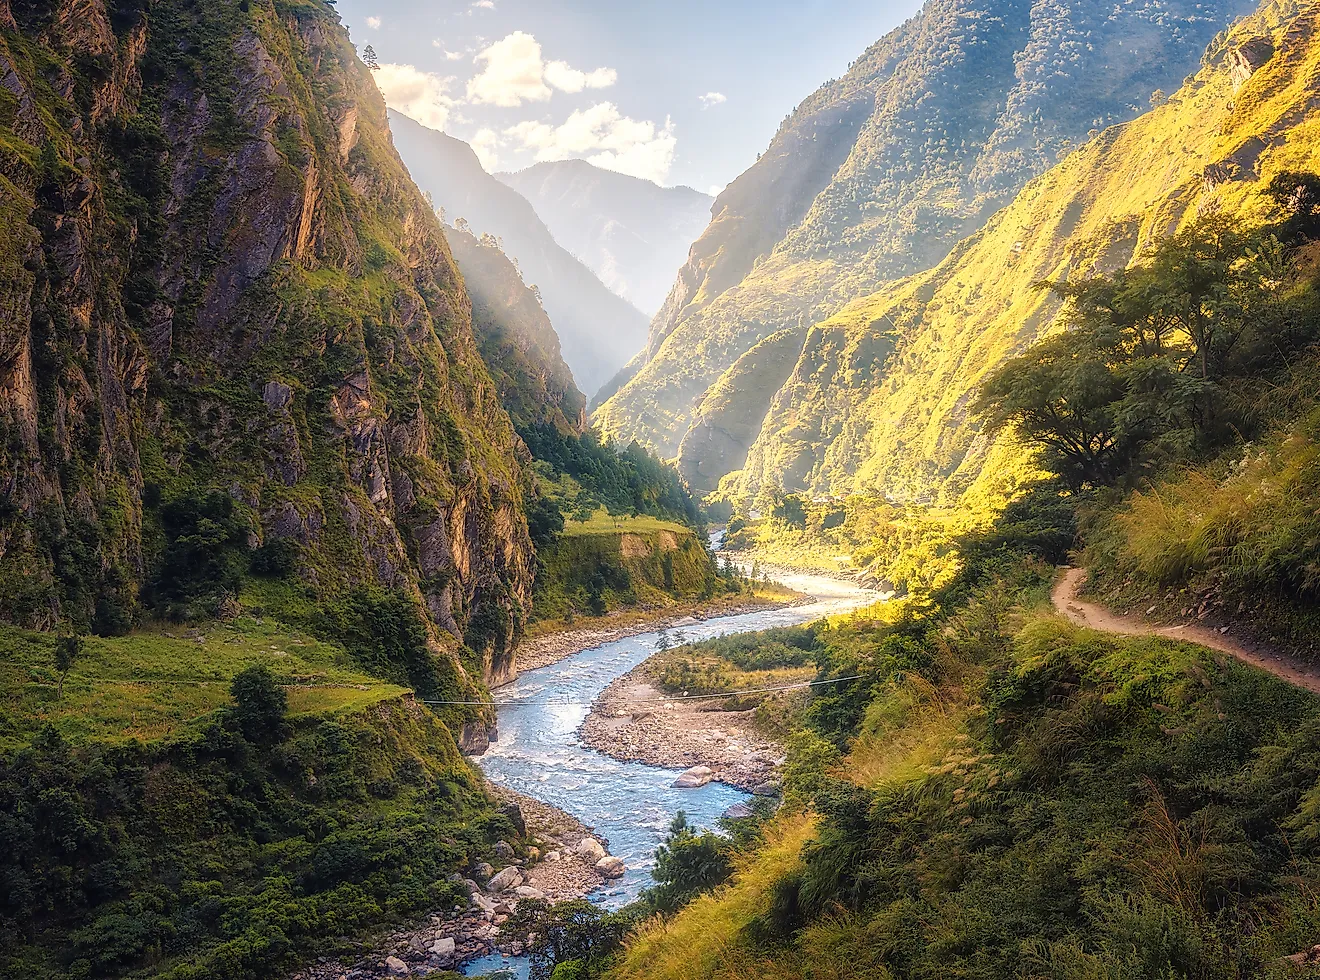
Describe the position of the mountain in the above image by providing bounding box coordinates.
[445,225,585,434]
[0,0,535,689]
[732,0,1320,507]
[593,0,1258,489]
[387,111,650,398]
[497,160,713,316]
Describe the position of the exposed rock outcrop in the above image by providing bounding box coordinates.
[0,0,534,694]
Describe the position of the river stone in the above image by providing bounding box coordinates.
[673,765,715,788]
[487,866,523,892]
[595,856,626,878]
[431,936,456,958]
[574,837,606,863]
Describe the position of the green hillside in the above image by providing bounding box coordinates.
[731,0,1320,509]
[595,0,1256,482]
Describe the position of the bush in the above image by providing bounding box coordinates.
[229,665,287,744]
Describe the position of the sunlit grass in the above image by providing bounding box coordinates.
[0,619,404,748]
[612,811,818,980]
[560,507,694,537]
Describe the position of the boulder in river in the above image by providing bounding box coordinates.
[673,765,715,788]
[595,856,626,878]
[574,837,607,863]
[488,866,523,892]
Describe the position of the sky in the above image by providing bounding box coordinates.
[334,0,923,193]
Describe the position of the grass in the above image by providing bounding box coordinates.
[559,508,694,538]
[611,811,819,980]
[0,618,405,748]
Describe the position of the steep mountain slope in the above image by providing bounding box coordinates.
[0,0,533,687]
[595,0,1257,484]
[445,225,585,434]
[735,0,1320,505]
[387,110,650,397]
[497,160,712,316]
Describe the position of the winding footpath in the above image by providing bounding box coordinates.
[1051,567,1320,696]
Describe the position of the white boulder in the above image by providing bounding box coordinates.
[487,866,524,892]
[672,765,715,788]
[595,855,626,878]
[574,837,607,863]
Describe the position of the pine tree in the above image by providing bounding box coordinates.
[362,44,380,70]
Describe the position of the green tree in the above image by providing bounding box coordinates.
[644,810,733,914]
[53,634,81,700]
[230,665,287,744]
[361,44,379,70]
[974,329,1131,489]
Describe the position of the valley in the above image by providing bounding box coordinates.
[5,0,1320,977]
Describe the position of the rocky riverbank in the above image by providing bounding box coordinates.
[513,592,808,674]
[579,664,788,793]
[289,788,620,979]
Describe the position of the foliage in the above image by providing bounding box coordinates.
[52,634,80,701]
[509,899,632,980]
[228,665,287,745]
[521,424,702,529]
[0,699,500,980]
[976,211,1317,489]
[638,811,734,916]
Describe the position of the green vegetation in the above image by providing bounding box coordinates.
[595,0,1250,481]
[596,502,1320,979]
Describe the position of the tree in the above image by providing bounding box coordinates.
[53,634,81,700]
[974,330,1131,489]
[1149,88,1167,108]
[643,811,733,914]
[507,899,628,980]
[230,665,287,744]
[361,44,379,70]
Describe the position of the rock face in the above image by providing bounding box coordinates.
[447,227,585,434]
[0,0,534,690]
[594,0,1257,480]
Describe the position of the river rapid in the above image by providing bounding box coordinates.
[462,565,875,977]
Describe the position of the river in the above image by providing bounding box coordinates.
[462,565,875,977]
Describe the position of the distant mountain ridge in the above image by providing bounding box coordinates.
[388,111,649,398]
[497,160,712,316]
[593,0,1258,490]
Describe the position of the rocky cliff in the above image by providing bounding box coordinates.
[594,0,1257,487]
[446,224,585,434]
[0,0,535,687]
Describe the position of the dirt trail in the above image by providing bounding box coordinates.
[1052,568,1320,695]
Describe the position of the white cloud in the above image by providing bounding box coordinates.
[431,40,467,60]
[467,32,550,106]
[374,63,455,131]
[544,60,617,94]
[707,183,725,196]
[470,128,500,171]
[505,102,676,184]
[698,91,727,108]
[467,32,615,107]
[471,0,495,8]
[365,15,381,29]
